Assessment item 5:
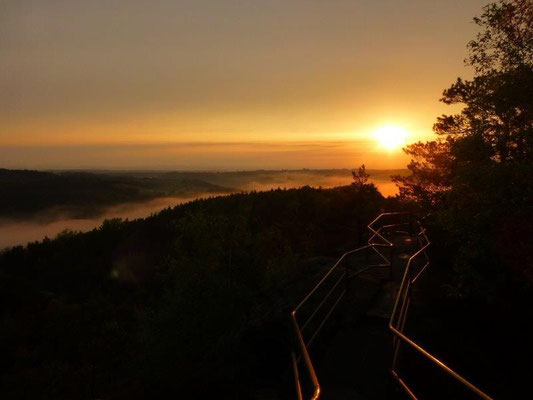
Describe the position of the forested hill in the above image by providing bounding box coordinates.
[0,184,399,399]
[0,169,233,219]
[0,168,409,220]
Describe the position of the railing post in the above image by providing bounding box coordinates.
[291,352,303,400]
[288,309,302,400]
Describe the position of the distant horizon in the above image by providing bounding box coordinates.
[0,139,411,170]
[2,166,409,173]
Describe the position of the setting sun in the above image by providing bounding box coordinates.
[373,125,409,150]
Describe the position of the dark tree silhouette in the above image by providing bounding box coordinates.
[394,0,532,206]
[352,164,370,188]
[394,0,533,295]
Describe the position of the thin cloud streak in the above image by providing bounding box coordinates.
[0,140,407,170]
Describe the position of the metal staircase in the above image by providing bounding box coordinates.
[290,212,494,400]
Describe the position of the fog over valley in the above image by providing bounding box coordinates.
[0,168,407,249]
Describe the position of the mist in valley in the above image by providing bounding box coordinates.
[0,169,407,249]
[0,194,224,249]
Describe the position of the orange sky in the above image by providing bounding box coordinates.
[0,0,487,169]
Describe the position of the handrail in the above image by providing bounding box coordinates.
[290,212,407,400]
[291,310,321,400]
[388,221,494,400]
[290,212,494,400]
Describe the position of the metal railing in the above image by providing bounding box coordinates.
[290,212,410,400]
[290,212,494,400]
[389,221,494,400]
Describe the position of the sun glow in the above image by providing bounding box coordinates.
[373,125,409,150]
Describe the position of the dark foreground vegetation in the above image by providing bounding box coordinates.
[391,1,533,397]
[0,184,394,399]
[393,0,533,298]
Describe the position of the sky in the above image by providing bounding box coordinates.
[1,0,488,169]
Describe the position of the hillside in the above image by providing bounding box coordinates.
[0,168,408,221]
[0,169,233,219]
[0,184,399,399]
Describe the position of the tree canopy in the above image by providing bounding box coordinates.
[394,0,533,293]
